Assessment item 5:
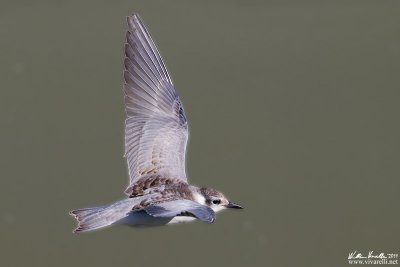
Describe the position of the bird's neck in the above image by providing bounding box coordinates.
[191,186,207,205]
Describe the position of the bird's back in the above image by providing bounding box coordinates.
[129,175,196,209]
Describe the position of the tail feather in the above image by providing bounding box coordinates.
[69,206,110,233]
[69,198,139,233]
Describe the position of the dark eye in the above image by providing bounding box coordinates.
[212,199,221,205]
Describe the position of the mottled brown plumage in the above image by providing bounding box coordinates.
[129,175,196,210]
[128,175,186,197]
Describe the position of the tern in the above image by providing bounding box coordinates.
[70,14,243,233]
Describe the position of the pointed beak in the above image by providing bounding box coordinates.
[225,202,244,209]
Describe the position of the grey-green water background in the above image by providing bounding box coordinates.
[1,1,399,266]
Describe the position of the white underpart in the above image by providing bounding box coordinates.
[211,205,226,213]
[169,216,196,224]
[117,210,196,226]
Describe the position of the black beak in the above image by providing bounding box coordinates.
[226,202,244,209]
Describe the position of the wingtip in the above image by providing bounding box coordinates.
[127,15,134,29]
[129,13,140,19]
[127,13,141,27]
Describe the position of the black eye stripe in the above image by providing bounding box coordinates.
[212,200,221,205]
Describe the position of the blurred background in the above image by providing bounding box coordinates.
[1,1,399,266]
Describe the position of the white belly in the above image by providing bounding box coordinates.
[168,216,196,224]
[115,210,196,227]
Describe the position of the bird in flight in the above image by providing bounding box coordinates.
[70,14,243,233]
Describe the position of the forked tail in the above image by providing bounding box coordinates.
[69,198,136,233]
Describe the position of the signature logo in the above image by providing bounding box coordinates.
[348,251,398,265]
[349,251,388,259]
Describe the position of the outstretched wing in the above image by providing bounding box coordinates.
[123,14,189,195]
[144,199,216,223]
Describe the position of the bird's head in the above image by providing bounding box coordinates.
[199,187,243,212]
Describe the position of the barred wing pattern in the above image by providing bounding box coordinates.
[124,15,189,195]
